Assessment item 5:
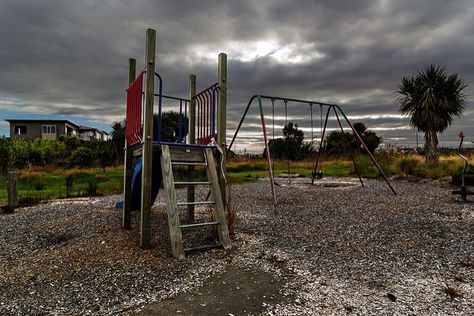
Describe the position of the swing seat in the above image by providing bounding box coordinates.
[312,171,323,180]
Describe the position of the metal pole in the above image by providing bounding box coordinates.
[187,74,196,222]
[309,103,314,142]
[140,28,156,248]
[333,107,364,187]
[312,106,331,184]
[258,96,277,214]
[334,104,397,195]
[123,58,136,229]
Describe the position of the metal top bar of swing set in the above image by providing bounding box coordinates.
[228,94,397,197]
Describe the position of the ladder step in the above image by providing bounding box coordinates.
[176,201,215,206]
[184,243,222,252]
[174,181,211,186]
[180,221,219,229]
[171,161,207,166]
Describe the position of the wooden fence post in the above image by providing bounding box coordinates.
[217,53,227,206]
[140,28,156,249]
[7,170,18,210]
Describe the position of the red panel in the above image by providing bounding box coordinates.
[125,71,144,145]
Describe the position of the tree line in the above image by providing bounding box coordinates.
[266,121,382,161]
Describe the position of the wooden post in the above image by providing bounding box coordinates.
[217,53,227,206]
[205,148,231,249]
[160,145,185,259]
[187,74,196,223]
[122,58,136,229]
[140,28,156,249]
[7,170,18,210]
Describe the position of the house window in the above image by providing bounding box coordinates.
[14,126,27,135]
[42,125,57,134]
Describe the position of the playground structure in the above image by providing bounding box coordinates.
[122,29,231,259]
[228,95,397,212]
[121,29,398,257]
[451,131,474,201]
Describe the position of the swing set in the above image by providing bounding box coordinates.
[228,95,397,212]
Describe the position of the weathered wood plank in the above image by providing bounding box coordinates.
[7,170,18,209]
[217,53,227,207]
[169,146,205,163]
[160,145,185,259]
[205,148,231,249]
[140,28,155,249]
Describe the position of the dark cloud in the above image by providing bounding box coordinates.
[0,0,473,148]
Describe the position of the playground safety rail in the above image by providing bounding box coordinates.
[193,83,218,145]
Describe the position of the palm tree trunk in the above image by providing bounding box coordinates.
[424,129,439,163]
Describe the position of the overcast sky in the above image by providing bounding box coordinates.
[1,0,473,152]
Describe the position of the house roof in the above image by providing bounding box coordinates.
[79,125,109,135]
[5,119,80,129]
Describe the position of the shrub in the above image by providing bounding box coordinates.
[65,175,74,196]
[0,138,9,175]
[397,157,419,176]
[85,179,98,196]
[28,139,56,166]
[354,155,378,177]
[32,178,47,191]
[452,164,474,185]
[70,147,94,168]
[9,138,30,169]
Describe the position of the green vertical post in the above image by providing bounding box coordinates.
[187,74,196,223]
[122,58,136,229]
[140,28,156,249]
[217,53,227,205]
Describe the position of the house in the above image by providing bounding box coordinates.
[78,126,109,141]
[6,119,108,141]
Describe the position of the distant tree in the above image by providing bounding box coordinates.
[153,112,189,143]
[267,138,286,160]
[325,122,381,155]
[352,122,382,154]
[325,130,351,155]
[266,122,314,160]
[110,120,125,162]
[396,64,467,162]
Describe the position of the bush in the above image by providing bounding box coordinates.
[452,164,474,185]
[65,175,74,196]
[0,138,9,174]
[354,155,378,177]
[85,179,98,196]
[32,178,47,191]
[9,138,30,169]
[70,147,94,168]
[28,139,56,166]
[397,157,419,176]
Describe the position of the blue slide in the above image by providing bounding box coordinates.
[116,151,162,210]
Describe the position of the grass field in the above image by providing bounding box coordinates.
[0,153,470,204]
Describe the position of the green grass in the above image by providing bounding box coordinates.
[0,166,123,203]
[1,152,471,204]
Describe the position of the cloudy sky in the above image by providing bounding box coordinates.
[1,0,473,152]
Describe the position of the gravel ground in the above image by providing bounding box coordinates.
[1,177,473,315]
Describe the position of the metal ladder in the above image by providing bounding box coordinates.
[160,144,231,259]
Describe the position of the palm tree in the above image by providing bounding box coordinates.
[397,64,467,163]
